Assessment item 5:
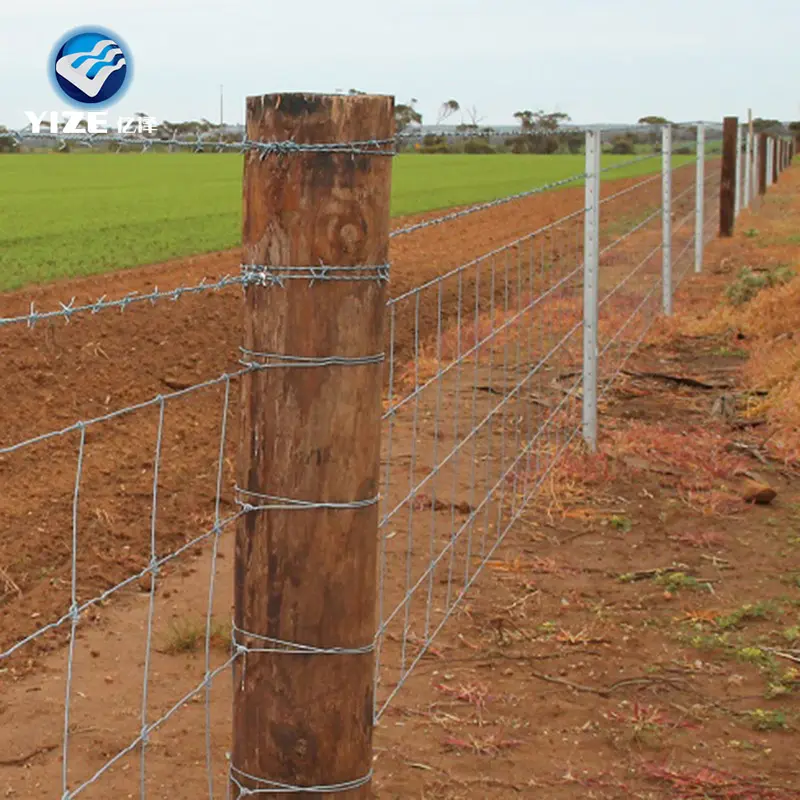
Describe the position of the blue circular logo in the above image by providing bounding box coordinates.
[50,27,132,107]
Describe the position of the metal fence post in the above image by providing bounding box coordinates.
[744,123,753,209]
[694,124,705,273]
[233,91,392,799]
[734,123,743,216]
[582,128,601,451]
[766,137,773,187]
[662,124,673,315]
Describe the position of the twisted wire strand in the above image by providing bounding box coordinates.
[9,129,396,156]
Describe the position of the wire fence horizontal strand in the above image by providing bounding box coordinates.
[389,172,587,239]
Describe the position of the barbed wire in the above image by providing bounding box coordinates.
[8,123,717,151]
[8,129,396,156]
[0,273,248,328]
[0,264,391,329]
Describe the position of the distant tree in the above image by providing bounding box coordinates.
[637,115,670,125]
[753,118,784,133]
[395,98,422,133]
[436,99,460,125]
[462,105,486,129]
[0,126,16,153]
[610,134,636,155]
[510,109,571,154]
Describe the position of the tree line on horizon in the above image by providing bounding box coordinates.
[0,99,797,155]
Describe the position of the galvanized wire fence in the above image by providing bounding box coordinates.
[0,119,790,797]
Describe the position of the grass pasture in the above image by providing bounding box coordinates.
[0,151,695,292]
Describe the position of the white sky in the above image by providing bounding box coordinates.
[1,0,798,129]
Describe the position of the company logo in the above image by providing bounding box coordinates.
[50,27,132,107]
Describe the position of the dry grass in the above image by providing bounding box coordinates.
[672,274,800,464]
[159,615,231,655]
[641,763,797,799]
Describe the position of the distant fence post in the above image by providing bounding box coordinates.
[758,134,767,195]
[773,137,778,182]
[694,123,705,273]
[233,91,393,799]
[773,138,780,183]
[719,117,737,236]
[734,123,743,216]
[766,137,773,188]
[582,128,601,451]
[744,121,753,209]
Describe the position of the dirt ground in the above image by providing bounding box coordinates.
[4,162,800,799]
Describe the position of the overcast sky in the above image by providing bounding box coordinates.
[2,0,798,130]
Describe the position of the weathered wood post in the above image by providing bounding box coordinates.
[758,134,768,195]
[719,117,737,237]
[232,92,394,798]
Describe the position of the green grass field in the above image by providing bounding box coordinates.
[0,152,695,292]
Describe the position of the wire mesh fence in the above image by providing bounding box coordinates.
[0,116,791,797]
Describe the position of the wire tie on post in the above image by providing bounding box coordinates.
[229,765,373,796]
[234,486,379,514]
[238,349,384,370]
[232,624,375,657]
[241,263,390,287]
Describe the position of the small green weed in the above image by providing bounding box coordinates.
[783,626,800,643]
[610,515,633,533]
[716,602,773,631]
[686,631,732,652]
[656,572,710,593]
[711,346,748,358]
[743,708,790,731]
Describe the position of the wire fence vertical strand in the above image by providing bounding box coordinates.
[62,424,87,799]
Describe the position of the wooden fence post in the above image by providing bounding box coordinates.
[232,92,393,799]
[758,135,768,195]
[719,116,737,236]
[772,137,780,184]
